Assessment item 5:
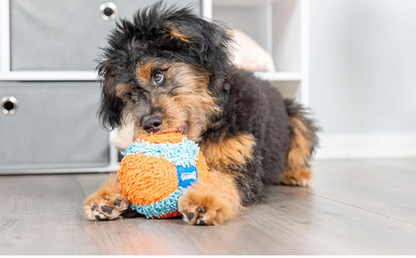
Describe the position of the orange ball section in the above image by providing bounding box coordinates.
[136,132,186,144]
[118,153,179,205]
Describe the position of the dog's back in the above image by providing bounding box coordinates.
[215,68,319,186]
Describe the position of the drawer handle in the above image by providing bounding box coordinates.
[100,2,118,21]
[1,96,18,115]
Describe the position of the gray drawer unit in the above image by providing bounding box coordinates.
[0,82,110,172]
[0,0,205,173]
[10,0,202,71]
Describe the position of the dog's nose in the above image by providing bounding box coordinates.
[143,117,163,133]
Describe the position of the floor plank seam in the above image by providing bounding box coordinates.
[76,178,88,199]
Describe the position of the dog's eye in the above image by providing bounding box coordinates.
[152,71,165,85]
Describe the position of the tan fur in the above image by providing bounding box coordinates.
[163,23,191,43]
[136,61,158,81]
[115,83,133,100]
[201,134,256,170]
[281,167,313,187]
[283,117,314,187]
[287,117,312,170]
[83,174,129,220]
[178,170,242,225]
[166,63,210,89]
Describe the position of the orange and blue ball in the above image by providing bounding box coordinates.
[117,133,209,218]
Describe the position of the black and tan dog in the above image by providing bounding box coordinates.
[83,2,319,225]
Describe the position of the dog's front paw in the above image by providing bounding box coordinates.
[83,191,130,221]
[178,184,236,226]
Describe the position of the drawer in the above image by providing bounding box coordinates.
[0,82,110,171]
[10,0,202,71]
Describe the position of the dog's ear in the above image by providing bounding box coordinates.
[197,20,234,75]
[163,23,191,44]
[97,61,127,130]
[161,12,234,76]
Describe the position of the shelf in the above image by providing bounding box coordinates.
[0,71,99,81]
[4,164,121,174]
[213,0,285,7]
[254,71,302,81]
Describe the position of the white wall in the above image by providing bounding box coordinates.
[309,0,416,158]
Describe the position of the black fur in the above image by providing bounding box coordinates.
[97,2,319,205]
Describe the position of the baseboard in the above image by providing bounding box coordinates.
[314,132,416,159]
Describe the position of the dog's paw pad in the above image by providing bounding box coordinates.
[84,193,129,221]
[182,205,214,225]
[182,206,211,225]
[178,189,233,226]
[100,205,114,214]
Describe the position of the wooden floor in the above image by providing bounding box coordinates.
[0,158,415,255]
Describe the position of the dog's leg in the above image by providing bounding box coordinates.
[281,100,319,187]
[83,174,131,221]
[281,119,314,186]
[178,170,242,225]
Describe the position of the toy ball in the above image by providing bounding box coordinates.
[117,132,209,219]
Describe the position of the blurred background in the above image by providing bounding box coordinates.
[1,0,415,173]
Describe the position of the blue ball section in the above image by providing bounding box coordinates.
[123,137,200,167]
[176,165,198,188]
[130,187,187,218]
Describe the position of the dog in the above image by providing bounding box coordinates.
[83,2,319,225]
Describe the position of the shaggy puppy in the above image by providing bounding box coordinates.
[84,3,318,225]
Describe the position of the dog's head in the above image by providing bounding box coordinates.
[98,2,233,141]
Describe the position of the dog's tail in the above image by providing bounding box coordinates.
[284,98,319,172]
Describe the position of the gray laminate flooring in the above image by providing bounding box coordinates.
[0,158,415,255]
